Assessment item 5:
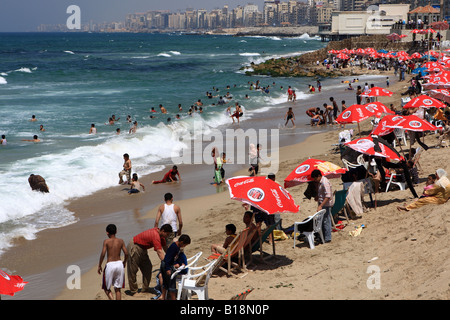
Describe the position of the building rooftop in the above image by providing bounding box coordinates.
[409,5,440,14]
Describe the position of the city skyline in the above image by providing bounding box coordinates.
[0,0,266,32]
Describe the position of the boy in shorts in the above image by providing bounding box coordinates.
[98,224,129,300]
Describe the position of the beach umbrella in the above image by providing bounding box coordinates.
[0,270,28,296]
[412,66,428,75]
[422,78,450,89]
[356,48,366,55]
[431,21,449,31]
[410,29,422,34]
[345,136,404,161]
[345,136,404,162]
[403,94,446,109]
[370,115,406,136]
[335,104,378,135]
[421,61,442,69]
[363,101,395,118]
[283,158,347,188]
[427,88,450,103]
[411,52,422,59]
[360,86,393,98]
[225,176,299,215]
[384,115,438,132]
[336,53,350,60]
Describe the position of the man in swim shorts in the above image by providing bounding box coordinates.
[98,224,129,300]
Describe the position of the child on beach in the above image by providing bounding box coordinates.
[97,224,129,300]
[284,107,296,127]
[128,173,145,194]
[1,135,7,145]
[89,123,97,134]
[211,224,237,254]
[420,174,437,198]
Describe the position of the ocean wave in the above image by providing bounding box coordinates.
[239,52,260,57]
[64,50,75,54]
[292,33,321,41]
[157,53,172,57]
[169,51,181,55]
[0,76,6,85]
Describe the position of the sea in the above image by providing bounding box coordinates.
[0,32,328,257]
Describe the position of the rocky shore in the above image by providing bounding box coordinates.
[244,35,419,78]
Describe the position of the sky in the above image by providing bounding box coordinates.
[0,0,264,32]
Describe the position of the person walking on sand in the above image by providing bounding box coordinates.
[126,224,172,296]
[154,193,183,248]
[284,107,296,127]
[98,224,129,300]
[118,153,132,185]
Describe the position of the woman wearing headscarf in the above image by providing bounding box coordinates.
[398,168,450,211]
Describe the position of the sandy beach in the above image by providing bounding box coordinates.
[3,66,450,301]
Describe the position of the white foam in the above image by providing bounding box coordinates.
[64,50,75,54]
[157,53,171,57]
[169,51,181,55]
[239,52,260,57]
[0,76,6,85]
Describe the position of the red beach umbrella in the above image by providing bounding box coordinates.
[410,29,422,34]
[360,87,393,98]
[370,115,405,136]
[283,158,347,188]
[356,48,366,55]
[363,101,395,117]
[430,21,449,31]
[384,115,438,132]
[403,94,446,109]
[411,52,422,59]
[0,270,28,296]
[336,53,350,60]
[225,176,299,215]
[335,104,376,124]
[345,136,404,161]
[428,88,450,103]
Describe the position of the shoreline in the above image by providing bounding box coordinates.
[1,70,409,300]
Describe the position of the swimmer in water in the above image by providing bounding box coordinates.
[22,135,41,142]
[89,123,97,134]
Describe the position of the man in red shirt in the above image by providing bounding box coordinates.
[126,224,172,295]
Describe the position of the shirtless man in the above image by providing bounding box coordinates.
[159,104,168,114]
[231,103,243,124]
[22,135,41,142]
[30,115,37,122]
[129,121,138,134]
[98,224,129,300]
[306,107,319,118]
[118,153,132,185]
[324,103,334,124]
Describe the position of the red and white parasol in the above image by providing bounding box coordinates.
[226,176,299,215]
[283,159,347,188]
[0,270,28,296]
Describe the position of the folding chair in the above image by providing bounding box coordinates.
[331,190,350,230]
[251,220,280,262]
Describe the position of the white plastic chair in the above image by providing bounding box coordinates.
[175,259,217,300]
[385,173,406,192]
[293,209,326,250]
[393,128,407,147]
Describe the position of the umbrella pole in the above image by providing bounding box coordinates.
[358,122,361,136]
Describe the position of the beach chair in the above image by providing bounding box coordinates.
[331,190,350,230]
[230,288,254,300]
[251,220,281,262]
[293,209,326,249]
[175,259,218,300]
[207,228,252,277]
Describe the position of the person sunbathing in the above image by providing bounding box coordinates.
[397,169,450,211]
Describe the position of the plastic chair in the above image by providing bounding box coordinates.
[293,209,326,249]
[175,259,218,300]
[385,172,406,192]
[393,128,407,147]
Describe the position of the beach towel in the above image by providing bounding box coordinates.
[346,182,364,216]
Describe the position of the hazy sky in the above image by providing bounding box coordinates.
[0,0,264,32]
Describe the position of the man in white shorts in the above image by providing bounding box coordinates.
[98,224,129,300]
